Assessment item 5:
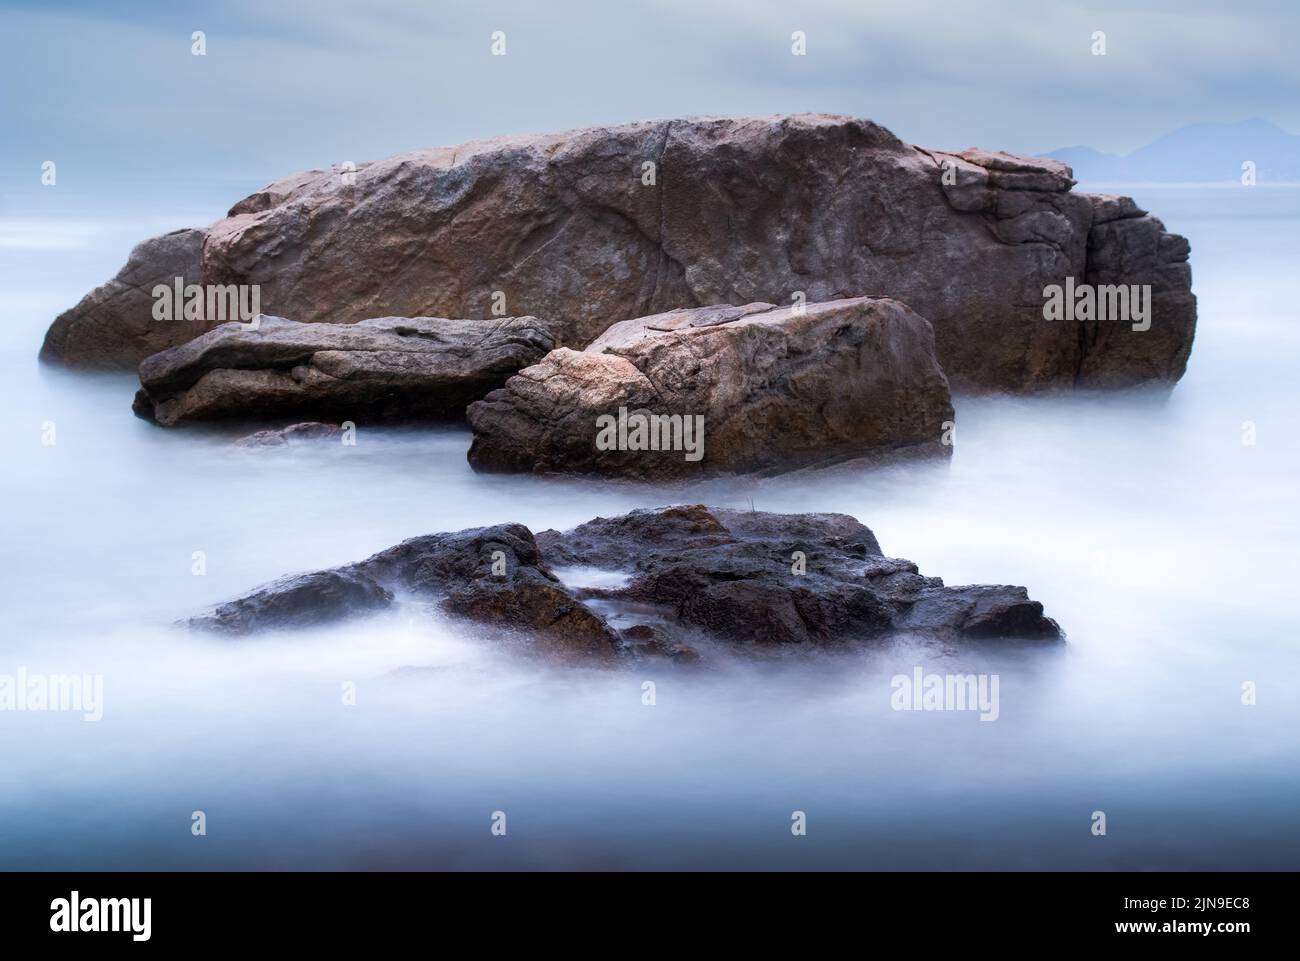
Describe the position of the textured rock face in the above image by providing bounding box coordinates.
[466,296,954,477]
[189,522,623,660]
[39,115,1195,392]
[538,506,1061,648]
[39,228,208,370]
[187,505,1061,659]
[1078,194,1197,388]
[132,314,559,426]
[190,569,395,635]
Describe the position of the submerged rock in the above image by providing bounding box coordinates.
[40,115,1194,392]
[132,314,559,426]
[188,521,622,659]
[189,569,395,636]
[187,505,1061,659]
[467,296,954,477]
[233,422,342,448]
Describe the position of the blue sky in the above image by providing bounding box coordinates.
[1,0,1297,190]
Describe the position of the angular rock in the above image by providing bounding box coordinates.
[132,314,559,426]
[538,505,1061,647]
[189,523,623,660]
[1079,212,1198,388]
[1087,194,1148,225]
[187,506,1061,659]
[40,115,1195,393]
[40,228,208,370]
[466,297,954,478]
[619,624,700,663]
[188,569,394,636]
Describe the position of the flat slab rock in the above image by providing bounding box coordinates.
[188,505,1061,660]
[132,314,559,426]
[41,114,1194,393]
[467,296,953,477]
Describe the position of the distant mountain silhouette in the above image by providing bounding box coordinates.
[1045,119,1300,184]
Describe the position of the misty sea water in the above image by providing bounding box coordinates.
[0,182,1297,869]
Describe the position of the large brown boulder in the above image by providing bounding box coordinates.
[187,505,1061,659]
[132,313,559,426]
[466,296,954,477]
[39,115,1195,392]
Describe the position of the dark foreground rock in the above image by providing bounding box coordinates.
[192,570,394,635]
[40,115,1194,392]
[188,505,1061,660]
[467,297,954,477]
[132,314,559,426]
[189,522,623,661]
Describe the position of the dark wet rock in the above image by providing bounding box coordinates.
[467,296,954,478]
[132,314,559,426]
[189,522,622,659]
[370,524,621,659]
[233,422,342,448]
[539,505,1060,647]
[187,569,394,636]
[619,623,701,663]
[42,115,1194,392]
[188,505,1060,659]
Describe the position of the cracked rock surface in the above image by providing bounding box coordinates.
[41,114,1194,392]
[131,314,560,426]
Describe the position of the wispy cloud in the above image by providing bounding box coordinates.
[1,0,1295,187]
